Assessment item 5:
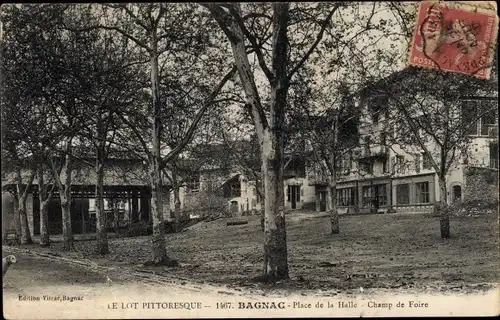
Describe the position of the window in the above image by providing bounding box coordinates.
[396,184,410,204]
[377,185,387,206]
[287,186,301,203]
[335,158,342,171]
[462,101,498,136]
[337,155,352,174]
[362,186,373,207]
[372,111,379,124]
[396,155,405,173]
[362,185,387,207]
[414,153,421,173]
[415,182,430,203]
[186,177,200,193]
[382,158,388,173]
[363,136,372,155]
[230,182,241,197]
[481,108,497,136]
[360,161,373,174]
[422,152,433,170]
[336,187,356,206]
[461,101,479,135]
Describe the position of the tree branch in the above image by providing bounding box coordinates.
[161,66,237,167]
[114,111,152,161]
[287,3,341,82]
[63,22,152,53]
[228,4,274,81]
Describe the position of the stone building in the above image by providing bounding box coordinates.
[306,70,498,214]
[173,152,316,216]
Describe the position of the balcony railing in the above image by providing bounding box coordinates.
[359,145,389,159]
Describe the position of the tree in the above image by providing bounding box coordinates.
[289,73,360,234]
[203,2,348,281]
[66,4,236,264]
[29,4,102,251]
[159,67,236,232]
[0,105,37,245]
[367,66,497,238]
[60,5,149,254]
[37,159,56,247]
[1,4,71,245]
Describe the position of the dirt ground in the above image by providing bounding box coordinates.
[8,211,499,296]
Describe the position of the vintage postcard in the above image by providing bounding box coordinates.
[2,1,499,318]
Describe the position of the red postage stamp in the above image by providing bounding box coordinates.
[409,1,499,79]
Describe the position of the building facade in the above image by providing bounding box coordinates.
[174,153,316,216]
[306,93,498,215]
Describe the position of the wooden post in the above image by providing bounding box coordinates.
[132,189,138,223]
[81,189,85,234]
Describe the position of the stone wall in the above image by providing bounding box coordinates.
[464,167,499,204]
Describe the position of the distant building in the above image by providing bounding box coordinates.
[306,69,498,214]
[1,157,172,240]
[173,149,316,216]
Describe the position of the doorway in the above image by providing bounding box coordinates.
[318,191,327,211]
[452,185,462,202]
[230,201,239,215]
[288,185,301,209]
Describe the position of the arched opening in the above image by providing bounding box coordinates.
[452,185,462,202]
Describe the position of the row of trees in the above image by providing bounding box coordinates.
[1,3,497,281]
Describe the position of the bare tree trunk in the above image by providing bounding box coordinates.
[174,188,181,231]
[209,2,290,281]
[437,175,450,239]
[16,169,35,245]
[149,164,169,264]
[18,203,32,245]
[39,198,50,247]
[260,207,265,232]
[61,151,74,251]
[95,162,109,254]
[61,197,73,250]
[38,166,54,247]
[172,167,181,232]
[328,115,340,234]
[327,179,339,234]
[261,4,291,282]
[149,34,173,265]
[261,131,288,281]
[258,172,265,232]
